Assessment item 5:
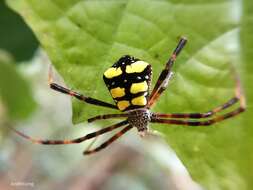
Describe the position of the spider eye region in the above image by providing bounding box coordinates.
[103,56,152,111]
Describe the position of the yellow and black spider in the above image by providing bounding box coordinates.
[12,37,246,155]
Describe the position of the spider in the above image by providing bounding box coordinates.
[12,37,246,155]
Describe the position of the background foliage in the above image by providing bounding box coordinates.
[0,0,252,189]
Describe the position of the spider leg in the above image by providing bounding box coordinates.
[83,125,133,155]
[83,136,98,153]
[48,66,117,110]
[151,72,245,125]
[153,97,238,119]
[87,113,129,123]
[147,72,174,108]
[151,106,244,126]
[148,37,187,108]
[11,120,128,145]
[153,75,246,119]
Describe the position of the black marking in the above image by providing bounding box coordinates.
[112,55,139,68]
[104,55,152,111]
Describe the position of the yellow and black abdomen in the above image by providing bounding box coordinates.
[103,55,152,112]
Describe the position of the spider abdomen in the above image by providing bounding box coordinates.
[103,55,152,111]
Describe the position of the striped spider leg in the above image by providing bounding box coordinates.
[150,76,246,126]
[83,125,133,155]
[147,37,188,108]
[11,120,129,154]
[48,66,118,110]
[148,39,246,125]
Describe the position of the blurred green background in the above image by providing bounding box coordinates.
[0,1,252,190]
[0,2,38,61]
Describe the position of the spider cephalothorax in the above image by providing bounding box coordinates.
[127,108,151,133]
[11,37,246,155]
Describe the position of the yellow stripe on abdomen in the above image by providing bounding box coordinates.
[131,96,147,106]
[130,81,148,94]
[104,67,122,79]
[110,87,125,98]
[117,100,130,111]
[126,61,149,73]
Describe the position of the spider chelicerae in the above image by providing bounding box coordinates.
[12,37,246,155]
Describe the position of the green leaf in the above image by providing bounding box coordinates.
[240,0,253,186]
[7,0,252,189]
[6,0,238,123]
[0,3,38,61]
[0,50,37,120]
